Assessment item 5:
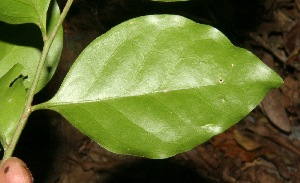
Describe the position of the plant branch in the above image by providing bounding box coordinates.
[0,0,74,167]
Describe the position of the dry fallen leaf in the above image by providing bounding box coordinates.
[261,89,291,132]
[233,129,261,151]
[283,21,300,70]
[296,0,300,12]
[211,128,263,162]
[281,76,300,102]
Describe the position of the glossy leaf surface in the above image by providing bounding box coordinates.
[0,64,26,150]
[0,0,50,34]
[42,15,283,158]
[0,1,63,93]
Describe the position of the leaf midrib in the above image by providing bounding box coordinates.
[42,82,236,108]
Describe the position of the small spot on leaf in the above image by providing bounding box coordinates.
[47,66,52,73]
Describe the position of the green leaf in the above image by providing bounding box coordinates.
[40,0,63,91]
[0,1,63,93]
[0,0,51,34]
[0,64,27,150]
[40,15,283,158]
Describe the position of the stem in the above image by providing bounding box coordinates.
[0,0,74,167]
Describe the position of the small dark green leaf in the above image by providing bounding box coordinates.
[40,15,283,158]
[0,0,51,34]
[0,64,27,150]
[0,1,63,93]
